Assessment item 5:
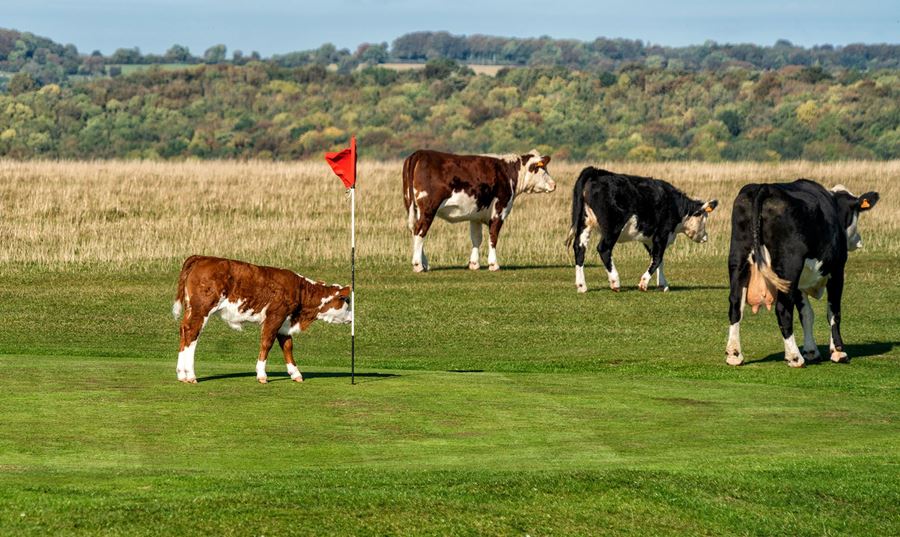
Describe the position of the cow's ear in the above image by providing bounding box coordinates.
[541,155,551,166]
[857,192,879,211]
[702,199,718,214]
[340,286,351,296]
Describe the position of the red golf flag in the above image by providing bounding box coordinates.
[325,136,356,188]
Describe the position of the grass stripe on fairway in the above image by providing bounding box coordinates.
[2,357,898,535]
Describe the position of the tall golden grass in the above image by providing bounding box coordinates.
[0,159,897,273]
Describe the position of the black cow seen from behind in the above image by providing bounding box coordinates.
[725,179,879,367]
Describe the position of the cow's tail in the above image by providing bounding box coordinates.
[565,168,591,246]
[172,256,199,319]
[747,187,791,311]
[403,153,416,233]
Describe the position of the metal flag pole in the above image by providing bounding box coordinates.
[350,140,356,385]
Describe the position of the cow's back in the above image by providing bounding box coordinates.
[181,256,301,313]
[404,150,513,213]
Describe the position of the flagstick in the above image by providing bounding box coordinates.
[350,185,356,385]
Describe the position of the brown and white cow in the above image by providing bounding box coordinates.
[172,256,352,384]
[402,149,556,272]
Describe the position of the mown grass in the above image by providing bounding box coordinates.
[0,160,898,535]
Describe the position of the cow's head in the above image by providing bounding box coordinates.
[681,199,719,243]
[316,285,353,324]
[831,185,879,251]
[518,151,556,194]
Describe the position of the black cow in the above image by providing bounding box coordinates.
[725,180,879,367]
[566,167,718,293]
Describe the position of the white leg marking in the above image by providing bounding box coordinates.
[176,346,187,380]
[726,287,747,366]
[607,262,620,291]
[799,295,821,363]
[639,271,652,292]
[783,335,805,367]
[412,235,428,272]
[468,222,482,270]
[488,245,499,271]
[575,265,587,293]
[177,340,198,382]
[656,260,669,292]
[256,359,268,383]
[827,304,848,362]
[286,362,303,382]
[726,323,744,365]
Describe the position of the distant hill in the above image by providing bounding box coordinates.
[1,27,898,89]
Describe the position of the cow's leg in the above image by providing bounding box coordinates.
[796,291,822,363]
[277,334,303,383]
[775,291,804,367]
[256,320,280,384]
[642,243,669,291]
[487,217,505,271]
[639,239,666,291]
[656,260,670,291]
[597,235,620,291]
[411,210,435,273]
[826,269,848,363]
[468,221,483,270]
[177,310,209,384]
[573,222,591,293]
[726,252,750,365]
[725,286,748,366]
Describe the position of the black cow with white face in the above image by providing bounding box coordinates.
[725,179,879,367]
[566,167,718,293]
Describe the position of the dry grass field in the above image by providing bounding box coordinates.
[1,159,897,273]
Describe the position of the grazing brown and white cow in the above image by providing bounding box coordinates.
[725,180,879,367]
[402,149,556,272]
[172,256,352,384]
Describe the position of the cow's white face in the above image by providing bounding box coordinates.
[317,286,352,324]
[681,199,718,243]
[831,185,879,251]
[518,152,556,194]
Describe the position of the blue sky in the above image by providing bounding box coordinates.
[4,0,898,56]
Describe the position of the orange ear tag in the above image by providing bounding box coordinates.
[704,205,714,213]
[861,199,871,209]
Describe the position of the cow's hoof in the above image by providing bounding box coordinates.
[786,356,806,368]
[658,286,670,292]
[576,284,587,293]
[258,377,268,384]
[726,352,744,366]
[185,378,197,384]
[489,264,500,271]
[610,285,620,292]
[638,277,651,291]
[830,350,849,363]
[468,262,480,270]
[292,376,304,383]
[413,263,426,273]
[804,349,823,363]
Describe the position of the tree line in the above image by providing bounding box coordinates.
[1,60,897,161]
[2,27,899,89]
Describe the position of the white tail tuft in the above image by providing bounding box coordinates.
[172,300,182,319]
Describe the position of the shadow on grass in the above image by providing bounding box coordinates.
[582,284,729,294]
[196,371,400,383]
[428,264,572,272]
[746,341,897,365]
